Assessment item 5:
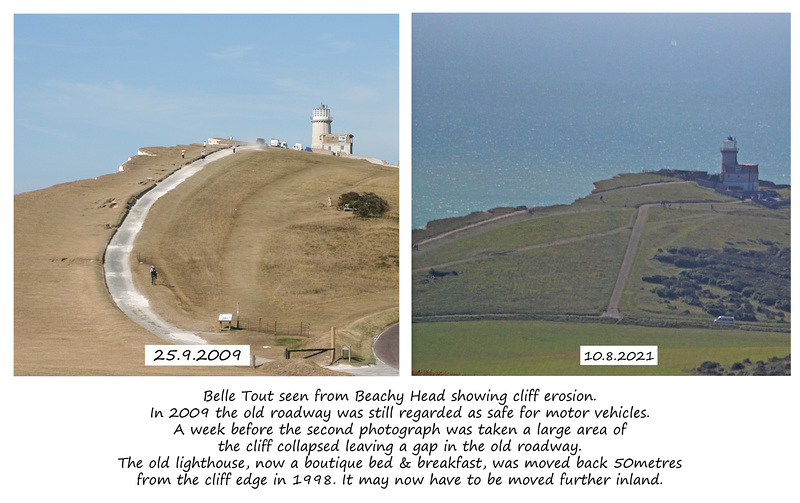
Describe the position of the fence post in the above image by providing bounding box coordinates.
[330,327,335,365]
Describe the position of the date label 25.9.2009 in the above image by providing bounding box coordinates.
[580,346,658,366]
[145,345,251,366]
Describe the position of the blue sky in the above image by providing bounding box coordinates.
[14,14,399,193]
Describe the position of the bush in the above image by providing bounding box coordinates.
[338,192,390,217]
[649,245,790,321]
[428,268,457,278]
[642,275,669,284]
[353,192,390,217]
[338,192,361,209]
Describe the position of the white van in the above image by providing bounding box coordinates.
[714,316,735,324]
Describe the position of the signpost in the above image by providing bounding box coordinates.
[218,313,233,331]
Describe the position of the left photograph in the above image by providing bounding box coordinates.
[14,14,400,376]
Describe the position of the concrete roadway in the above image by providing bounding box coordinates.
[104,147,235,344]
[329,323,399,376]
[373,323,399,369]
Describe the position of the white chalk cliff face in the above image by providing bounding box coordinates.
[119,150,158,172]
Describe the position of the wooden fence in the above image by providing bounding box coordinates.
[135,251,310,337]
[235,319,310,337]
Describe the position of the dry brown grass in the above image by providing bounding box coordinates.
[133,148,399,366]
[14,143,394,375]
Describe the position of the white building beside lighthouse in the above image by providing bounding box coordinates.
[310,103,354,155]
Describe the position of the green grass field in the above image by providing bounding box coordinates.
[413,174,788,322]
[412,173,790,376]
[592,172,679,192]
[414,232,630,315]
[414,208,635,270]
[572,180,736,210]
[412,319,790,375]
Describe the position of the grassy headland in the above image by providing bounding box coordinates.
[412,172,790,375]
[133,147,398,365]
[14,141,397,375]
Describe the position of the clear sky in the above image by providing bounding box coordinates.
[14,14,399,193]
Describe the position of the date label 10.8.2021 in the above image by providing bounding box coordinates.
[580,346,658,366]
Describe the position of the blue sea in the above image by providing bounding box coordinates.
[412,13,790,229]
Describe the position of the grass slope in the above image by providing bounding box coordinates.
[132,147,398,365]
[14,142,394,375]
[412,320,789,376]
[13,143,257,375]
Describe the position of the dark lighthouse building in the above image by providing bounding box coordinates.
[720,136,759,192]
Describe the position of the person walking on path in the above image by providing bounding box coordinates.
[150,266,158,285]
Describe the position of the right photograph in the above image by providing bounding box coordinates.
[411,13,790,376]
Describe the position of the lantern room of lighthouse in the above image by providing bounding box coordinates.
[311,103,333,150]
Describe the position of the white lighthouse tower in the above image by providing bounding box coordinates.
[311,103,333,150]
[720,136,739,171]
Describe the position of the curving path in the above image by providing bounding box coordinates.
[373,323,399,370]
[104,147,238,344]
